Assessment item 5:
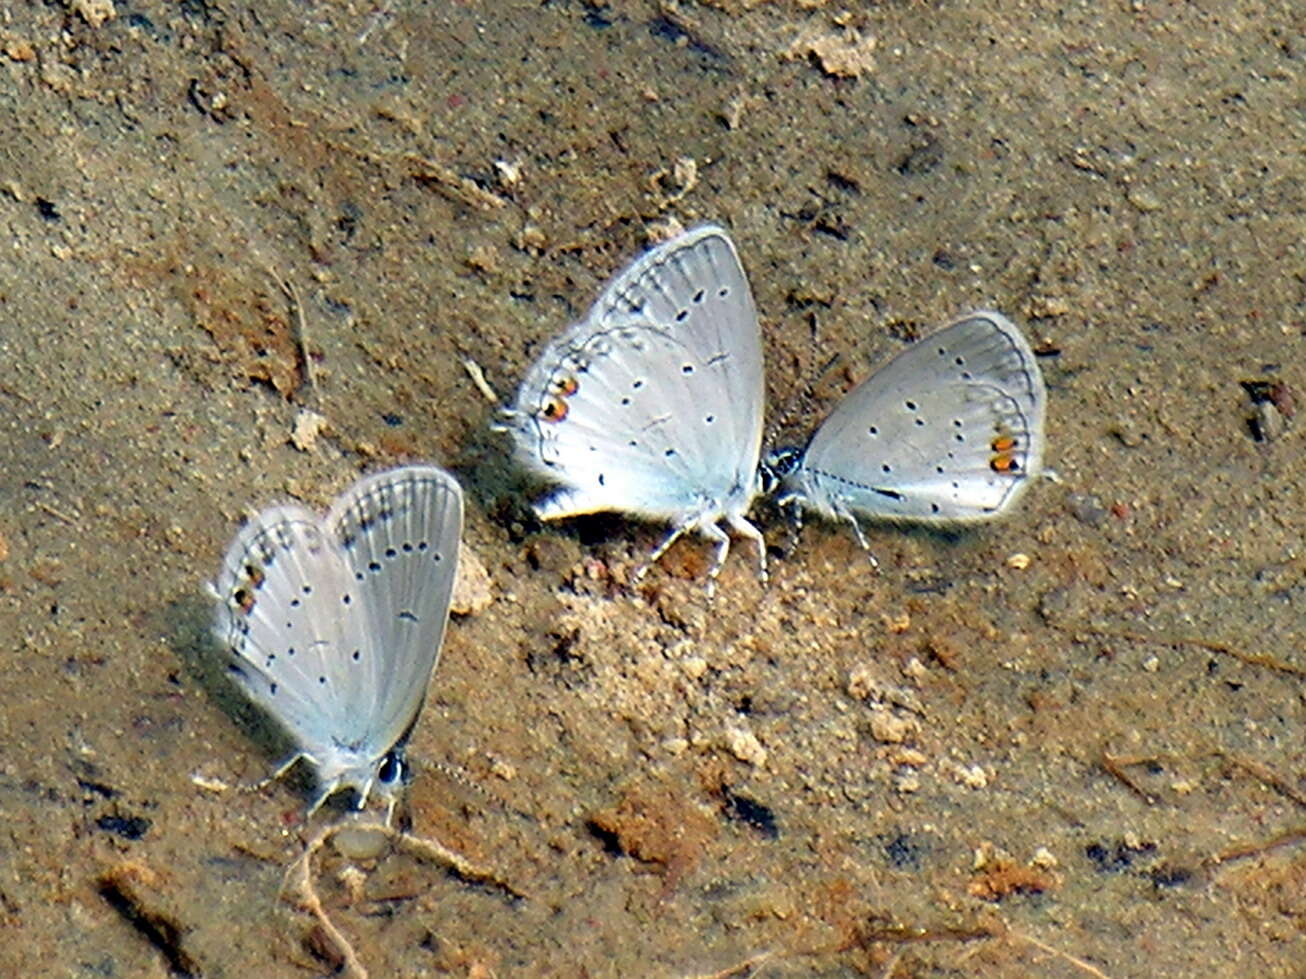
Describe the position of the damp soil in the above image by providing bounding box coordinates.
[0,2,1302,976]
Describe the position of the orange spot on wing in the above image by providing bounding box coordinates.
[991,434,1017,452]
[990,453,1020,473]
[540,398,569,422]
[553,375,579,396]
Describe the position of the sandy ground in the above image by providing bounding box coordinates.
[0,1,1302,976]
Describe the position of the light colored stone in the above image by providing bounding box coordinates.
[725,726,767,767]
[451,542,493,615]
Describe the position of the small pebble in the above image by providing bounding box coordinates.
[725,726,767,767]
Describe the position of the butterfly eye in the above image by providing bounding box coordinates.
[540,398,569,422]
[552,375,579,396]
[377,752,403,784]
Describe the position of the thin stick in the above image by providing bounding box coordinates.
[1207,825,1306,869]
[282,825,370,979]
[462,357,501,405]
[357,0,399,46]
[1010,931,1114,979]
[687,950,775,979]
[1100,752,1159,806]
[280,817,527,976]
[1056,625,1304,678]
[267,269,317,399]
[1216,751,1306,808]
[35,501,79,526]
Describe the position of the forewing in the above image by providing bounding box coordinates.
[326,465,463,756]
[797,311,1046,522]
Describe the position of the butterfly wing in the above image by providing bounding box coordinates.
[213,503,360,763]
[790,311,1046,523]
[504,225,764,524]
[326,465,463,760]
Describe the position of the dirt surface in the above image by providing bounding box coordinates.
[0,1,1302,976]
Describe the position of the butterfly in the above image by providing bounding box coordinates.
[769,310,1046,550]
[498,225,767,584]
[212,465,463,816]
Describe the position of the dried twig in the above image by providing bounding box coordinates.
[1207,825,1306,869]
[1215,751,1306,808]
[267,269,317,399]
[462,356,501,405]
[280,818,526,977]
[1100,752,1160,806]
[1055,625,1303,678]
[404,154,508,211]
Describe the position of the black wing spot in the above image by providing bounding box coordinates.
[882,464,893,473]
[692,289,705,303]
[621,396,631,406]
[868,426,879,436]
[342,593,352,605]
[402,542,413,552]
[352,649,361,661]
[718,286,730,297]
[301,584,313,595]
[905,400,918,411]
[384,547,397,558]
[931,503,941,513]
[418,541,429,552]
[368,560,381,572]
[665,448,676,457]
[914,418,925,427]
[632,379,645,389]
[705,415,715,424]
[598,473,607,486]
[319,675,327,684]
[681,363,695,374]
[674,309,688,322]
[269,682,278,695]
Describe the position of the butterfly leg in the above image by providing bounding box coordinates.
[834,504,880,571]
[305,776,345,819]
[246,751,312,794]
[776,493,805,558]
[699,521,732,591]
[726,513,768,585]
[635,520,696,583]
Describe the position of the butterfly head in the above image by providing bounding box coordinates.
[759,446,804,497]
